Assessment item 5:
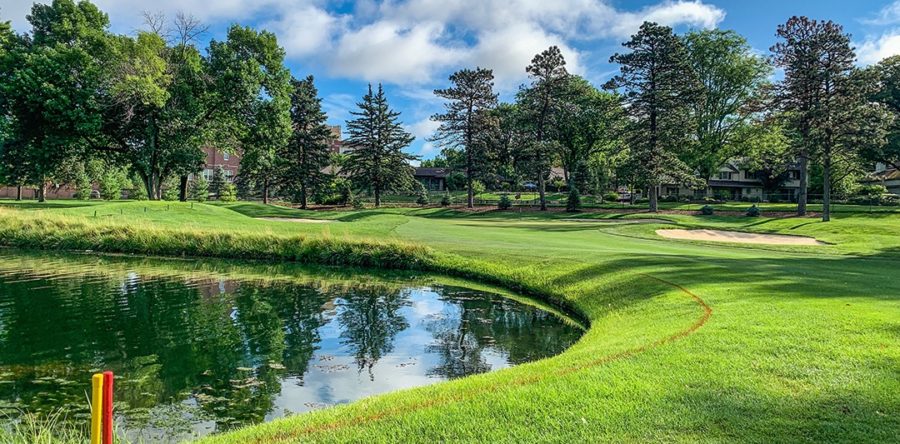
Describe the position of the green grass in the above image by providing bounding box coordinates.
[0,199,897,443]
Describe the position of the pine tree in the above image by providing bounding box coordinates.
[605,22,702,212]
[431,68,498,208]
[277,76,333,209]
[344,84,417,207]
[772,17,890,221]
[210,166,226,199]
[518,46,570,211]
[191,176,209,202]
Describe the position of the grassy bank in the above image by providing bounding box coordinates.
[0,200,897,442]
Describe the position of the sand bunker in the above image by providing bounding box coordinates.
[565,218,671,224]
[656,229,825,245]
[256,217,332,224]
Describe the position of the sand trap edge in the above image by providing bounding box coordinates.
[656,229,826,246]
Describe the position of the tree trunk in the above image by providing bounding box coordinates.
[822,158,831,222]
[262,180,269,205]
[300,183,308,210]
[538,173,547,211]
[797,151,808,216]
[37,183,46,203]
[649,185,659,213]
[466,173,474,209]
[179,175,188,202]
[15,185,22,201]
[374,186,381,208]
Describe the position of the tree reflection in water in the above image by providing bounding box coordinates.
[0,254,581,440]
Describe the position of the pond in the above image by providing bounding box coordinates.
[0,251,583,442]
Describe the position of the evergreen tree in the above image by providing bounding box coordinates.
[191,176,209,202]
[344,84,417,207]
[415,181,430,206]
[431,68,498,208]
[518,46,570,211]
[279,76,333,209]
[772,17,890,221]
[73,163,92,200]
[210,166,226,199]
[605,22,702,212]
[219,182,237,202]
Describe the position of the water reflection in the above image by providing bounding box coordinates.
[0,252,582,441]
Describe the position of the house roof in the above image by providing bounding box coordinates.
[414,167,451,178]
[864,168,900,182]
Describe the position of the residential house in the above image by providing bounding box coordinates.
[414,167,450,191]
[660,160,804,201]
[863,163,900,194]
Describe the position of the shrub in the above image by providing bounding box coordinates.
[550,177,567,192]
[98,170,126,200]
[352,198,364,209]
[74,167,92,200]
[566,186,581,212]
[881,194,900,206]
[440,192,452,206]
[714,190,731,201]
[472,180,486,196]
[415,181,429,206]
[660,194,679,202]
[162,177,180,201]
[338,178,352,205]
[219,182,237,202]
[210,166,227,199]
[746,204,760,217]
[191,177,209,202]
[498,193,512,210]
[602,191,619,203]
[700,205,714,215]
[447,172,466,191]
[858,184,888,197]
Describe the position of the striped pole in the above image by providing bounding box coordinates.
[90,373,104,444]
[102,371,114,444]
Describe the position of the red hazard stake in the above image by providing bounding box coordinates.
[102,371,114,444]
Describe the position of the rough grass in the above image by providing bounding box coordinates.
[0,200,897,443]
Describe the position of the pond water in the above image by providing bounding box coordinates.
[0,252,582,442]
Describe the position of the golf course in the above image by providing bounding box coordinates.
[0,200,896,443]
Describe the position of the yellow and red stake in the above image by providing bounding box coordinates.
[90,371,115,444]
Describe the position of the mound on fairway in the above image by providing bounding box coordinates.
[656,228,825,245]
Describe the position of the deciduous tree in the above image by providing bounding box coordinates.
[210,25,292,204]
[683,29,771,191]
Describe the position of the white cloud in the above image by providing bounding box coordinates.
[858,32,900,64]
[864,1,900,26]
[407,118,440,141]
[264,6,343,57]
[328,20,465,83]
[3,0,725,85]
[466,23,584,90]
[607,0,725,38]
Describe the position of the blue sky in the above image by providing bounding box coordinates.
[5,1,900,160]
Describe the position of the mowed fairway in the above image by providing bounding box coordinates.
[1,201,898,443]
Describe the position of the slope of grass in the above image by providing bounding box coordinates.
[0,201,897,443]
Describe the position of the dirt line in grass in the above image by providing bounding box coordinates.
[249,273,712,443]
